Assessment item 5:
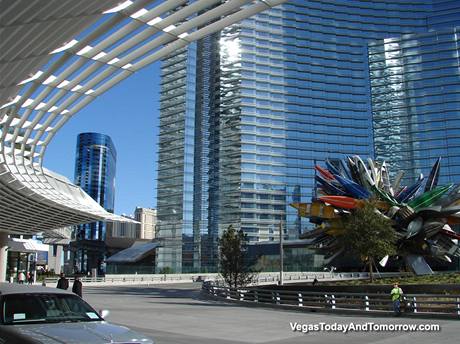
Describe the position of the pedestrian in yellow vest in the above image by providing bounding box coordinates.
[390,282,403,316]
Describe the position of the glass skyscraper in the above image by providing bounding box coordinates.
[156,0,460,273]
[73,132,117,275]
[370,1,460,185]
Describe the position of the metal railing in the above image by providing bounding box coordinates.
[43,271,409,286]
[202,282,460,318]
[44,274,196,285]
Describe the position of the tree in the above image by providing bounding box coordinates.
[219,225,256,288]
[159,267,173,274]
[341,201,396,282]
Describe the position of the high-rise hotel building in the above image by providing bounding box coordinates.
[73,132,117,274]
[156,1,460,273]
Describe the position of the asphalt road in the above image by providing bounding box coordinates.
[84,283,458,344]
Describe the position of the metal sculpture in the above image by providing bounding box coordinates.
[292,156,460,275]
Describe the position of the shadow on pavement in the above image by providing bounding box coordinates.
[84,284,203,299]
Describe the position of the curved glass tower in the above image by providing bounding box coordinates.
[370,2,460,185]
[156,0,460,273]
[73,132,117,275]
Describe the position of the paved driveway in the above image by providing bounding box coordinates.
[84,283,457,344]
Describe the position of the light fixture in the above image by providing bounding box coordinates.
[77,45,93,55]
[57,80,70,88]
[85,89,95,95]
[178,32,189,39]
[163,25,176,33]
[108,58,120,65]
[103,1,133,14]
[35,102,47,110]
[147,17,162,26]
[71,85,83,92]
[18,71,43,85]
[50,39,78,54]
[93,52,107,60]
[122,63,133,69]
[130,8,148,19]
[21,99,35,108]
[43,75,57,85]
[0,96,21,109]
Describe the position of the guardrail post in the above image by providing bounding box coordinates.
[456,298,460,316]
[240,290,244,301]
[364,295,369,311]
[298,293,303,307]
[412,296,417,313]
[324,294,329,308]
[331,294,336,309]
[276,292,280,305]
[254,290,258,303]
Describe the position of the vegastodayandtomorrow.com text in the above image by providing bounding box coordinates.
[290,322,441,334]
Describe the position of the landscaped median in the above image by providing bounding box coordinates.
[201,280,460,320]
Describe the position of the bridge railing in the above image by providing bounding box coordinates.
[43,271,409,286]
[202,282,460,318]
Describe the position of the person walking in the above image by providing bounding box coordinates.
[27,272,34,285]
[56,273,69,290]
[391,282,403,316]
[72,276,83,297]
[312,276,319,286]
[18,271,26,284]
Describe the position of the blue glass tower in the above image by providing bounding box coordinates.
[73,132,116,275]
[156,0,460,273]
[370,1,460,185]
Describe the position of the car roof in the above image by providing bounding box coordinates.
[0,283,73,296]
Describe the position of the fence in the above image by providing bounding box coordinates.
[44,274,198,286]
[202,282,460,319]
[44,271,409,287]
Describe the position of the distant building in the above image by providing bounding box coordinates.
[135,207,156,240]
[108,208,156,240]
[72,133,117,276]
[111,215,138,239]
[106,208,157,275]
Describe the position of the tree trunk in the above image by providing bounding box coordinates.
[369,258,374,283]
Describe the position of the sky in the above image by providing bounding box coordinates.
[45,63,161,216]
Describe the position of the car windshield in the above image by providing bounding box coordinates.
[1,293,103,325]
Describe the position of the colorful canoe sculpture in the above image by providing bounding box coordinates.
[292,156,460,275]
[291,201,338,219]
[319,196,362,210]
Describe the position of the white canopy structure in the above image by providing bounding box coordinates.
[0,0,286,236]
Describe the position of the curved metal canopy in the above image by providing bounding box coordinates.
[0,0,286,235]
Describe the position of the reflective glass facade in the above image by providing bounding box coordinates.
[157,0,460,273]
[73,132,117,274]
[156,44,198,273]
[370,2,460,184]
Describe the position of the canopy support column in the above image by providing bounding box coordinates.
[0,231,8,282]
